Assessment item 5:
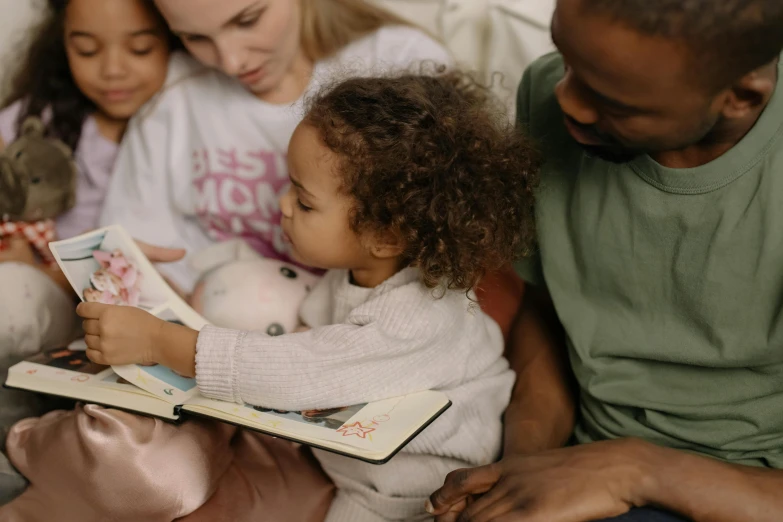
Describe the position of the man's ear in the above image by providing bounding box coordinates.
[720,62,777,120]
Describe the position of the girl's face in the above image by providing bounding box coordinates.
[279,123,371,272]
[154,0,302,96]
[64,0,171,121]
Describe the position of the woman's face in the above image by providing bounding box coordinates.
[154,0,302,95]
[64,0,171,120]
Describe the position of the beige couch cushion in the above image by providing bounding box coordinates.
[376,0,554,112]
[486,0,556,114]
[374,0,490,72]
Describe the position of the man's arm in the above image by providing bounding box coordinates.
[503,283,576,455]
[642,442,783,522]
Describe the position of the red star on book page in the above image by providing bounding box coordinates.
[337,422,376,439]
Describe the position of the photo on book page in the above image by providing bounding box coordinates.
[249,403,367,430]
[110,306,199,404]
[49,227,168,310]
[27,347,107,376]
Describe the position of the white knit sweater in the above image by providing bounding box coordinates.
[196,268,515,521]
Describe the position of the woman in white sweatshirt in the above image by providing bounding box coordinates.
[99,0,452,295]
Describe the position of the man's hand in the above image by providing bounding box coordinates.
[78,302,166,366]
[0,236,36,265]
[428,439,659,522]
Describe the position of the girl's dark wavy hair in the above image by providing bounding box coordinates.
[305,69,541,291]
[1,0,180,151]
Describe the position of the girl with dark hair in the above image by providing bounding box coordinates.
[0,0,175,354]
[1,0,175,238]
[0,0,175,502]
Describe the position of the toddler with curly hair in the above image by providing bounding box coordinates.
[76,71,540,521]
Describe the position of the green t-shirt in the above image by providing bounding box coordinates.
[517,53,783,468]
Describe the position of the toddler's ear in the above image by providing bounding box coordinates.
[190,238,261,276]
[366,230,405,260]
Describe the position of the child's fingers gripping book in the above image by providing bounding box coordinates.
[4,225,451,464]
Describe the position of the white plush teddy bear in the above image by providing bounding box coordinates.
[189,239,320,335]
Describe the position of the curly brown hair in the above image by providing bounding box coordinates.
[304,71,540,291]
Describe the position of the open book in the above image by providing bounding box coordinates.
[4,226,451,464]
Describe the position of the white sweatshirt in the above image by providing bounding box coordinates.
[196,268,516,522]
[99,27,451,293]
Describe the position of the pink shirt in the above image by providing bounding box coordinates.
[191,145,289,260]
[0,101,118,240]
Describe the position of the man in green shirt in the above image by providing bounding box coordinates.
[428,0,783,521]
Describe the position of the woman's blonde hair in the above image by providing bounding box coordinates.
[300,0,419,61]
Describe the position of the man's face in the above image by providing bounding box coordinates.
[552,0,726,163]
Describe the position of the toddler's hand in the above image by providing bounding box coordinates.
[77,302,165,366]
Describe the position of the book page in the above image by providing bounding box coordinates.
[17,347,113,385]
[10,347,158,400]
[8,347,179,420]
[49,226,208,403]
[183,391,451,460]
